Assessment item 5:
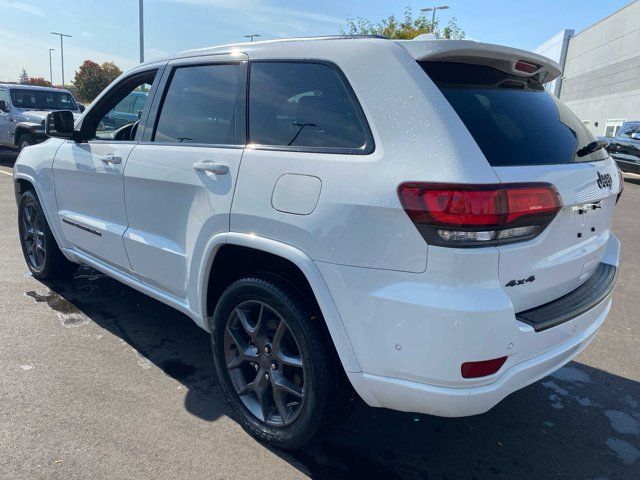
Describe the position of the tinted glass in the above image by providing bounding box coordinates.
[421,62,607,166]
[154,64,240,145]
[249,62,368,150]
[95,85,151,140]
[9,89,77,111]
[619,124,640,139]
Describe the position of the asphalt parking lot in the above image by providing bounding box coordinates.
[0,149,639,480]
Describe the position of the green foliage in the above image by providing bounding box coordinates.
[73,60,123,102]
[341,6,465,40]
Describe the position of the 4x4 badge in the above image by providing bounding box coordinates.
[597,171,612,189]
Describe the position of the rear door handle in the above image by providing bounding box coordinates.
[100,154,122,165]
[193,161,229,175]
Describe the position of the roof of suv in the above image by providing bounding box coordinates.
[173,35,561,83]
[0,83,71,94]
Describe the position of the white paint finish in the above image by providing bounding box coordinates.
[123,143,243,298]
[271,174,321,215]
[347,299,607,416]
[53,141,136,272]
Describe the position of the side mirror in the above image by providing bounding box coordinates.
[0,100,8,112]
[45,110,77,139]
[631,132,640,141]
[78,104,86,113]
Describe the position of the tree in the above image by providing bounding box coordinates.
[342,6,465,40]
[18,68,28,84]
[73,60,122,102]
[26,77,52,87]
[101,61,122,84]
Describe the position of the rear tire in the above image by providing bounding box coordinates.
[18,189,76,280]
[211,275,343,449]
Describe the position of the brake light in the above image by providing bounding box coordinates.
[515,60,539,73]
[461,356,508,378]
[616,168,624,204]
[398,183,562,247]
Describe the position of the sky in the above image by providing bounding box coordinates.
[0,0,635,84]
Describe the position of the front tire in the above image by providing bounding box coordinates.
[18,134,36,151]
[211,275,341,449]
[18,189,76,280]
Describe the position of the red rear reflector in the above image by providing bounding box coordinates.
[461,356,508,378]
[515,60,539,73]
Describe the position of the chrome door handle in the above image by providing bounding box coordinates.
[193,161,229,175]
[100,154,122,165]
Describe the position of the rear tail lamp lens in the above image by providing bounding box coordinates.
[461,356,508,378]
[398,183,562,247]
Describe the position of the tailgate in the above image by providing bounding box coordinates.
[494,160,620,311]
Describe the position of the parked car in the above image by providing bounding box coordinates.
[605,121,640,174]
[13,36,622,449]
[0,84,82,150]
[99,90,148,132]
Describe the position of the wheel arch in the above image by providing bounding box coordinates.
[197,233,361,373]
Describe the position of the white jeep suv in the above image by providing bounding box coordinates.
[13,36,622,449]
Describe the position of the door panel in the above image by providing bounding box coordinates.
[54,141,135,271]
[123,145,242,297]
[122,56,247,302]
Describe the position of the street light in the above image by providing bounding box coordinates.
[48,48,55,86]
[51,32,72,86]
[139,0,144,62]
[244,34,261,42]
[420,5,449,33]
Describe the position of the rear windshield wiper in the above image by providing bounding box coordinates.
[577,139,609,158]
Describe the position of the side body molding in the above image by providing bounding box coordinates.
[196,232,361,373]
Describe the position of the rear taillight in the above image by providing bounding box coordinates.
[616,168,624,204]
[398,182,562,247]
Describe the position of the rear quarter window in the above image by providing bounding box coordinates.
[248,61,373,153]
[421,62,607,166]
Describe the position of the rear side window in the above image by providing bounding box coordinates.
[421,62,607,166]
[249,62,372,153]
[154,64,241,145]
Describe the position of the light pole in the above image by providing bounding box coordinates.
[420,5,449,33]
[244,34,260,42]
[51,32,72,86]
[48,48,55,86]
[139,0,144,62]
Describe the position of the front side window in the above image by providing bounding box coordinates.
[153,64,241,145]
[9,89,77,111]
[249,62,370,152]
[94,83,152,140]
[618,124,640,139]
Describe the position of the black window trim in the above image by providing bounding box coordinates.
[147,60,247,149]
[246,59,375,155]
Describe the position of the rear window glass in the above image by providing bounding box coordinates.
[420,62,607,166]
[249,62,371,152]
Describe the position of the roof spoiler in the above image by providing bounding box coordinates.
[397,39,562,84]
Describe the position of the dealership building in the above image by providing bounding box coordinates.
[535,0,640,138]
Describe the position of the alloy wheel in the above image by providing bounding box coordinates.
[22,203,46,270]
[224,300,306,427]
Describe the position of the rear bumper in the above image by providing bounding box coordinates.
[346,295,610,416]
[317,233,620,417]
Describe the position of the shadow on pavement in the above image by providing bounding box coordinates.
[0,148,17,168]
[30,266,639,480]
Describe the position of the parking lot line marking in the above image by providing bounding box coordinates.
[0,170,12,176]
